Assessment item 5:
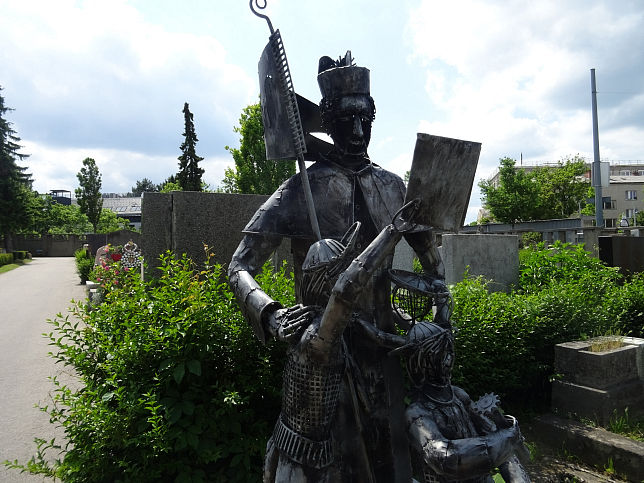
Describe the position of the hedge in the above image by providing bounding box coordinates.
[0,253,14,266]
[7,242,644,481]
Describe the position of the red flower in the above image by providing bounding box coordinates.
[111,253,122,262]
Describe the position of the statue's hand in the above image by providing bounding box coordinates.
[265,304,319,342]
[391,199,421,233]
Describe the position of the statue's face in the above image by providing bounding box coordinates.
[431,344,454,385]
[328,96,373,157]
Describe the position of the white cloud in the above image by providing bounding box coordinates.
[406,0,644,222]
[1,1,255,152]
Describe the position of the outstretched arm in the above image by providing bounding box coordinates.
[311,201,418,357]
[406,402,522,481]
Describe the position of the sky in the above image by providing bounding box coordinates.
[1,0,643,223]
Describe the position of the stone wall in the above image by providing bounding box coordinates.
[12,231,141,257]
[141,193,526,290]
[13,234,82,257]
[441,234,519,292]
[141,192,291,275]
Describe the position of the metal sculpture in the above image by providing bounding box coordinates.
[229,2,485,481]
[264,201,420,482]
[393,322,531,482]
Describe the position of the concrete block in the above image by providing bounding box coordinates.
[551,379,644,424]
[576,345,639,389]
[552,337,644,424]
[441,234,519,292]
[623,336,644,382]
[393,237,414,272]
[532,413,644,482]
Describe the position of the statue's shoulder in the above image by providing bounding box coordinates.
[241,162,344,238]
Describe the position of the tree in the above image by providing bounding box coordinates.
[130,178,159,197]
[97,208,132,233]
[75,157,103,233]
[531,156,589,219]
[43,202,93,235]
[177,102,204,191]
[221,103,295,194]
[0,86,32,251]
[636,208,644,227]
[479,156,590,223]
[479,158,541,224]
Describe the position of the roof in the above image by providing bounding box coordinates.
[608,175,644,184]
[101,197,142,215]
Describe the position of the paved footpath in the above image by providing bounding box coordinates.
[0,257,86,482]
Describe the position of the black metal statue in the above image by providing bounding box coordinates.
[228,53,445,481]
[263,202,419,482]
[229,3,482,481]
[394,322,531,482]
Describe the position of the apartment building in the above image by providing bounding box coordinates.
[482,161,644,227]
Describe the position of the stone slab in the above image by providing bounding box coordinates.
[142,192,291,276]
[551,379,644,424]
[531,413,644,482]
[441,234,519,292]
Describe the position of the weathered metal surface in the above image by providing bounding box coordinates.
[406,133,481,232]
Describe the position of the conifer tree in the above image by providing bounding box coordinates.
[0,86,32,251]
[177,102,204,191]
[75,157,103,233]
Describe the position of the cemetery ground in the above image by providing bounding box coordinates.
[1,248,643,482]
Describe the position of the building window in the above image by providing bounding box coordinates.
[605,218,617,228]
[637,170,644,176]
[626,208,638,219]
[603,199,616,210]
[620,170,632,176]
[626,190,638,200]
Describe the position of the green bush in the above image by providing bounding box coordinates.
[16,253,292,482]
[451,241,643,410]
[518,241,619,294]
[74,248,93,283]
[12,250,29,260]
[0,253,13,266]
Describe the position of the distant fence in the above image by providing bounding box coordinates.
[12,230,140,257]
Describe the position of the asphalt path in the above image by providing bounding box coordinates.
[0,257,86,482]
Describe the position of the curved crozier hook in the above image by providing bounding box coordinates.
[249,0,275,35]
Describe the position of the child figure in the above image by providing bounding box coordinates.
[264,201,419,483]
[390,322,530,483]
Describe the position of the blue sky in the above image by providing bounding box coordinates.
[1,0,643,223]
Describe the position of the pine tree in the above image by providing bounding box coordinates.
[177,102,204,191]
[0,86,32,251]
[75,157,103,233]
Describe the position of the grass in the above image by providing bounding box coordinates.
[0,258,32,274]
[607,409,644,442]
[587,329,625,352]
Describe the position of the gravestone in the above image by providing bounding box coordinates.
[552,337,644,424]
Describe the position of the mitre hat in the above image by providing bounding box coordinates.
[317,51,370,99]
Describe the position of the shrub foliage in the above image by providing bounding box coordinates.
[451,241,643,409]
[7,242,644,481]
[16,253,291,482]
